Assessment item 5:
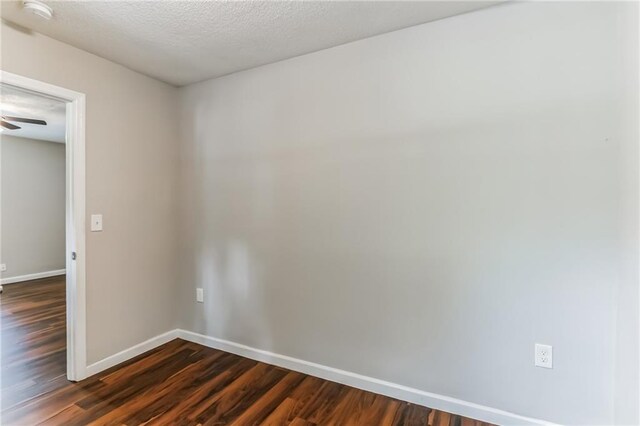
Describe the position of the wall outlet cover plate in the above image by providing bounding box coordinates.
[535,343,553,369]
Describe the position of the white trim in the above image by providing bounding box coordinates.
[177,329,560,426]
[0,70,87,382]
[79,327,560,425]
[0,269,66,285]
[85,330,179,377]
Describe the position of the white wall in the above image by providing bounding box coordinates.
[1,135,65,278]
[178,2,638,425]
[1,21,180,365]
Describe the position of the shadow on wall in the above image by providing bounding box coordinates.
[196,239,272,349]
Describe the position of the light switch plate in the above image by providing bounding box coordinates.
[196,288,204,303]
[90,214,103,232]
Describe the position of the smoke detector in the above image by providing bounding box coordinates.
[22,0,53,20]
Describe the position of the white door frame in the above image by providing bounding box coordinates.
[1,70,87,381]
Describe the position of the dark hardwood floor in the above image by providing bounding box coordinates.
[1,276,67,414]
[1,277,493,426]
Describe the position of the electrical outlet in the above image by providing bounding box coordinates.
[0,264,6,272]
[535,344,553,369]
[196,288,204,303]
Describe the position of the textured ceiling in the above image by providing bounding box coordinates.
[0,84,66,143]
[0,1,501,86]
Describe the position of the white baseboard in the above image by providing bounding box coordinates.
[177,329,558,426]
[83,328,557,425]
[85,330,179,377]
[0,269,66,285]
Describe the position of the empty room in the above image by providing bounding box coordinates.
[0,1,638,425]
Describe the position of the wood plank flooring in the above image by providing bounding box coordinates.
[1,277,493,426]
[1,276,67,413]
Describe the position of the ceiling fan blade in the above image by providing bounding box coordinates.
[2,116,47,125]
[1,120,21,130]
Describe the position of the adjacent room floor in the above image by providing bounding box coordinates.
[1,277,67,412]
[1,278,492,425]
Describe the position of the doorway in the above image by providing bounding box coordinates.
[0,71,86,387]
